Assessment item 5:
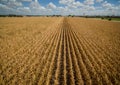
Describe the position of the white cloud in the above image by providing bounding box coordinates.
[73,1,83,7]
[0,3,12,10]
[85,6,95,10]
[29,0,47,15]
[30,1,43,9]
[9,0,16,1]
[17,7,31,13]
[23,0,32,1]
[47,2,56,9]
[35,0,38,2]
[84,0,94,5]
[100,1,120,16]
[102,1,113,10]
[6,0,23,7]
[119,1,120,3]
[0,0,120,16]
[0,3,16,14]
[96,0,103,3]
[0,0,7,2]
[59,0,83,9]
[89,6,95,10]
[17,0,32,2]
[59,0,75,5]
[69,1,83,8]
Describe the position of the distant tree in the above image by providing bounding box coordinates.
[68,15,74,17]
[68,15,71,17]
[108,18,112,21]
[85,16,88,18]
[71,15,74,17]
[101,17,104,19]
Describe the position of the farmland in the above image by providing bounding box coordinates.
[0,17,120,85]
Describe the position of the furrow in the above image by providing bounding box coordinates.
[2,19,62,84]
[54,23,64,85]
[68,26,92,84]
[66,20,84,85]
[37,22,62,85]
[4,26,56,84]
[2,26,54,72]
[79,35,120,84]
[45,22,62,85]
[6,24,58,84]
[65,21,75,85]
[87,37,120,72]
[73,31,113,85]
[63,21,67,85]
[69,19,120,84]
[2,24,53,68]
[59,22,65,85]
[67,26,102,84]
[33,25,61,85]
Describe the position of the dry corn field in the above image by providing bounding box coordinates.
[0,17,120,85]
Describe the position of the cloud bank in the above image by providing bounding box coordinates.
[0,0,120,16]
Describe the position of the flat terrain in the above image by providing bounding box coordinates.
[0,17,120,85]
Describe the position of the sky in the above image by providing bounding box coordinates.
[0,0,120,16]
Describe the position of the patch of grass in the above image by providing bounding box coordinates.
[111,18,120,21]
[101,17,120,21]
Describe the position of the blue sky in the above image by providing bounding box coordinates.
[0,0,120,15]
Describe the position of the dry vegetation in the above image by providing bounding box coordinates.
[0,17,120,85]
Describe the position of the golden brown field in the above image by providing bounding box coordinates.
[0,17,120,85]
